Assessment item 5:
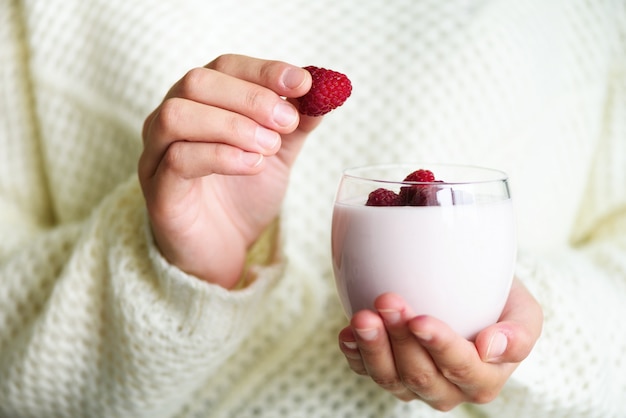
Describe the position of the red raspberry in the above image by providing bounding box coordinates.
[399,169,439,206]
[404,169,436,183]
[366,188,402,206]
[297,66,352,116]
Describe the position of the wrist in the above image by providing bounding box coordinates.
[151,223,248,289]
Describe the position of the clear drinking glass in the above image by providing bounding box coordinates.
[331,163,516,340]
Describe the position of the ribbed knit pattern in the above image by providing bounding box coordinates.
[1,0,625,417]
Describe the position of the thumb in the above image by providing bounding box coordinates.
[475,279,543,363]
[276,99,324,166]
[475,323,531,363]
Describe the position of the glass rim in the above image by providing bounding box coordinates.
[342,163,509,186]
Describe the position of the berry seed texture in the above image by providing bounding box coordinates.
[297,66,352,117]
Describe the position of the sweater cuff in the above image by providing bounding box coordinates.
[142,214,284,336]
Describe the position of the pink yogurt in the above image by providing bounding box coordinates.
[331,197,516,340]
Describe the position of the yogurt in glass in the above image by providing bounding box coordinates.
[331,164,516,340]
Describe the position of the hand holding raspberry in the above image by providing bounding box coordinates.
[139,55,324,288]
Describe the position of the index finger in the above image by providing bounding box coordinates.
[161,56,310,133]
[207,54,312,98]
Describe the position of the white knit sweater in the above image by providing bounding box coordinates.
[1,0,625,417]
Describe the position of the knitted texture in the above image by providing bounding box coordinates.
[1,0,625,417]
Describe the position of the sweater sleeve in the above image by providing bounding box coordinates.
[1,177,285,418]
[480,22,626,417]
[0,4,283,417]
[490,224,626,417]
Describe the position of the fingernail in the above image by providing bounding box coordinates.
[342,341,358,350]
[241,152,263,167]
[273,102,298,127]
[409,316,433,342]
[282,67,306,89]
[255,126,279,150]
[413,331,432,342]
[486,332,508,361]
[355,328,378,342]
[378,309,401,326]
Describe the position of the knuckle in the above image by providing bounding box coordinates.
[160,142,185,174]
[142,110,157,143]
[348,362,368,376]
[400,369,437,391]
[441,363,474,383]
[257,59,283,83]
[469,387,500,405]
[370,375,404,393]
[224,113,249,141]
[212,143,232,163]
[178,67,206,97]
[243,87,271,113]
[155,98,185,136]
[257,60,275,80]
[209,54,235,72]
